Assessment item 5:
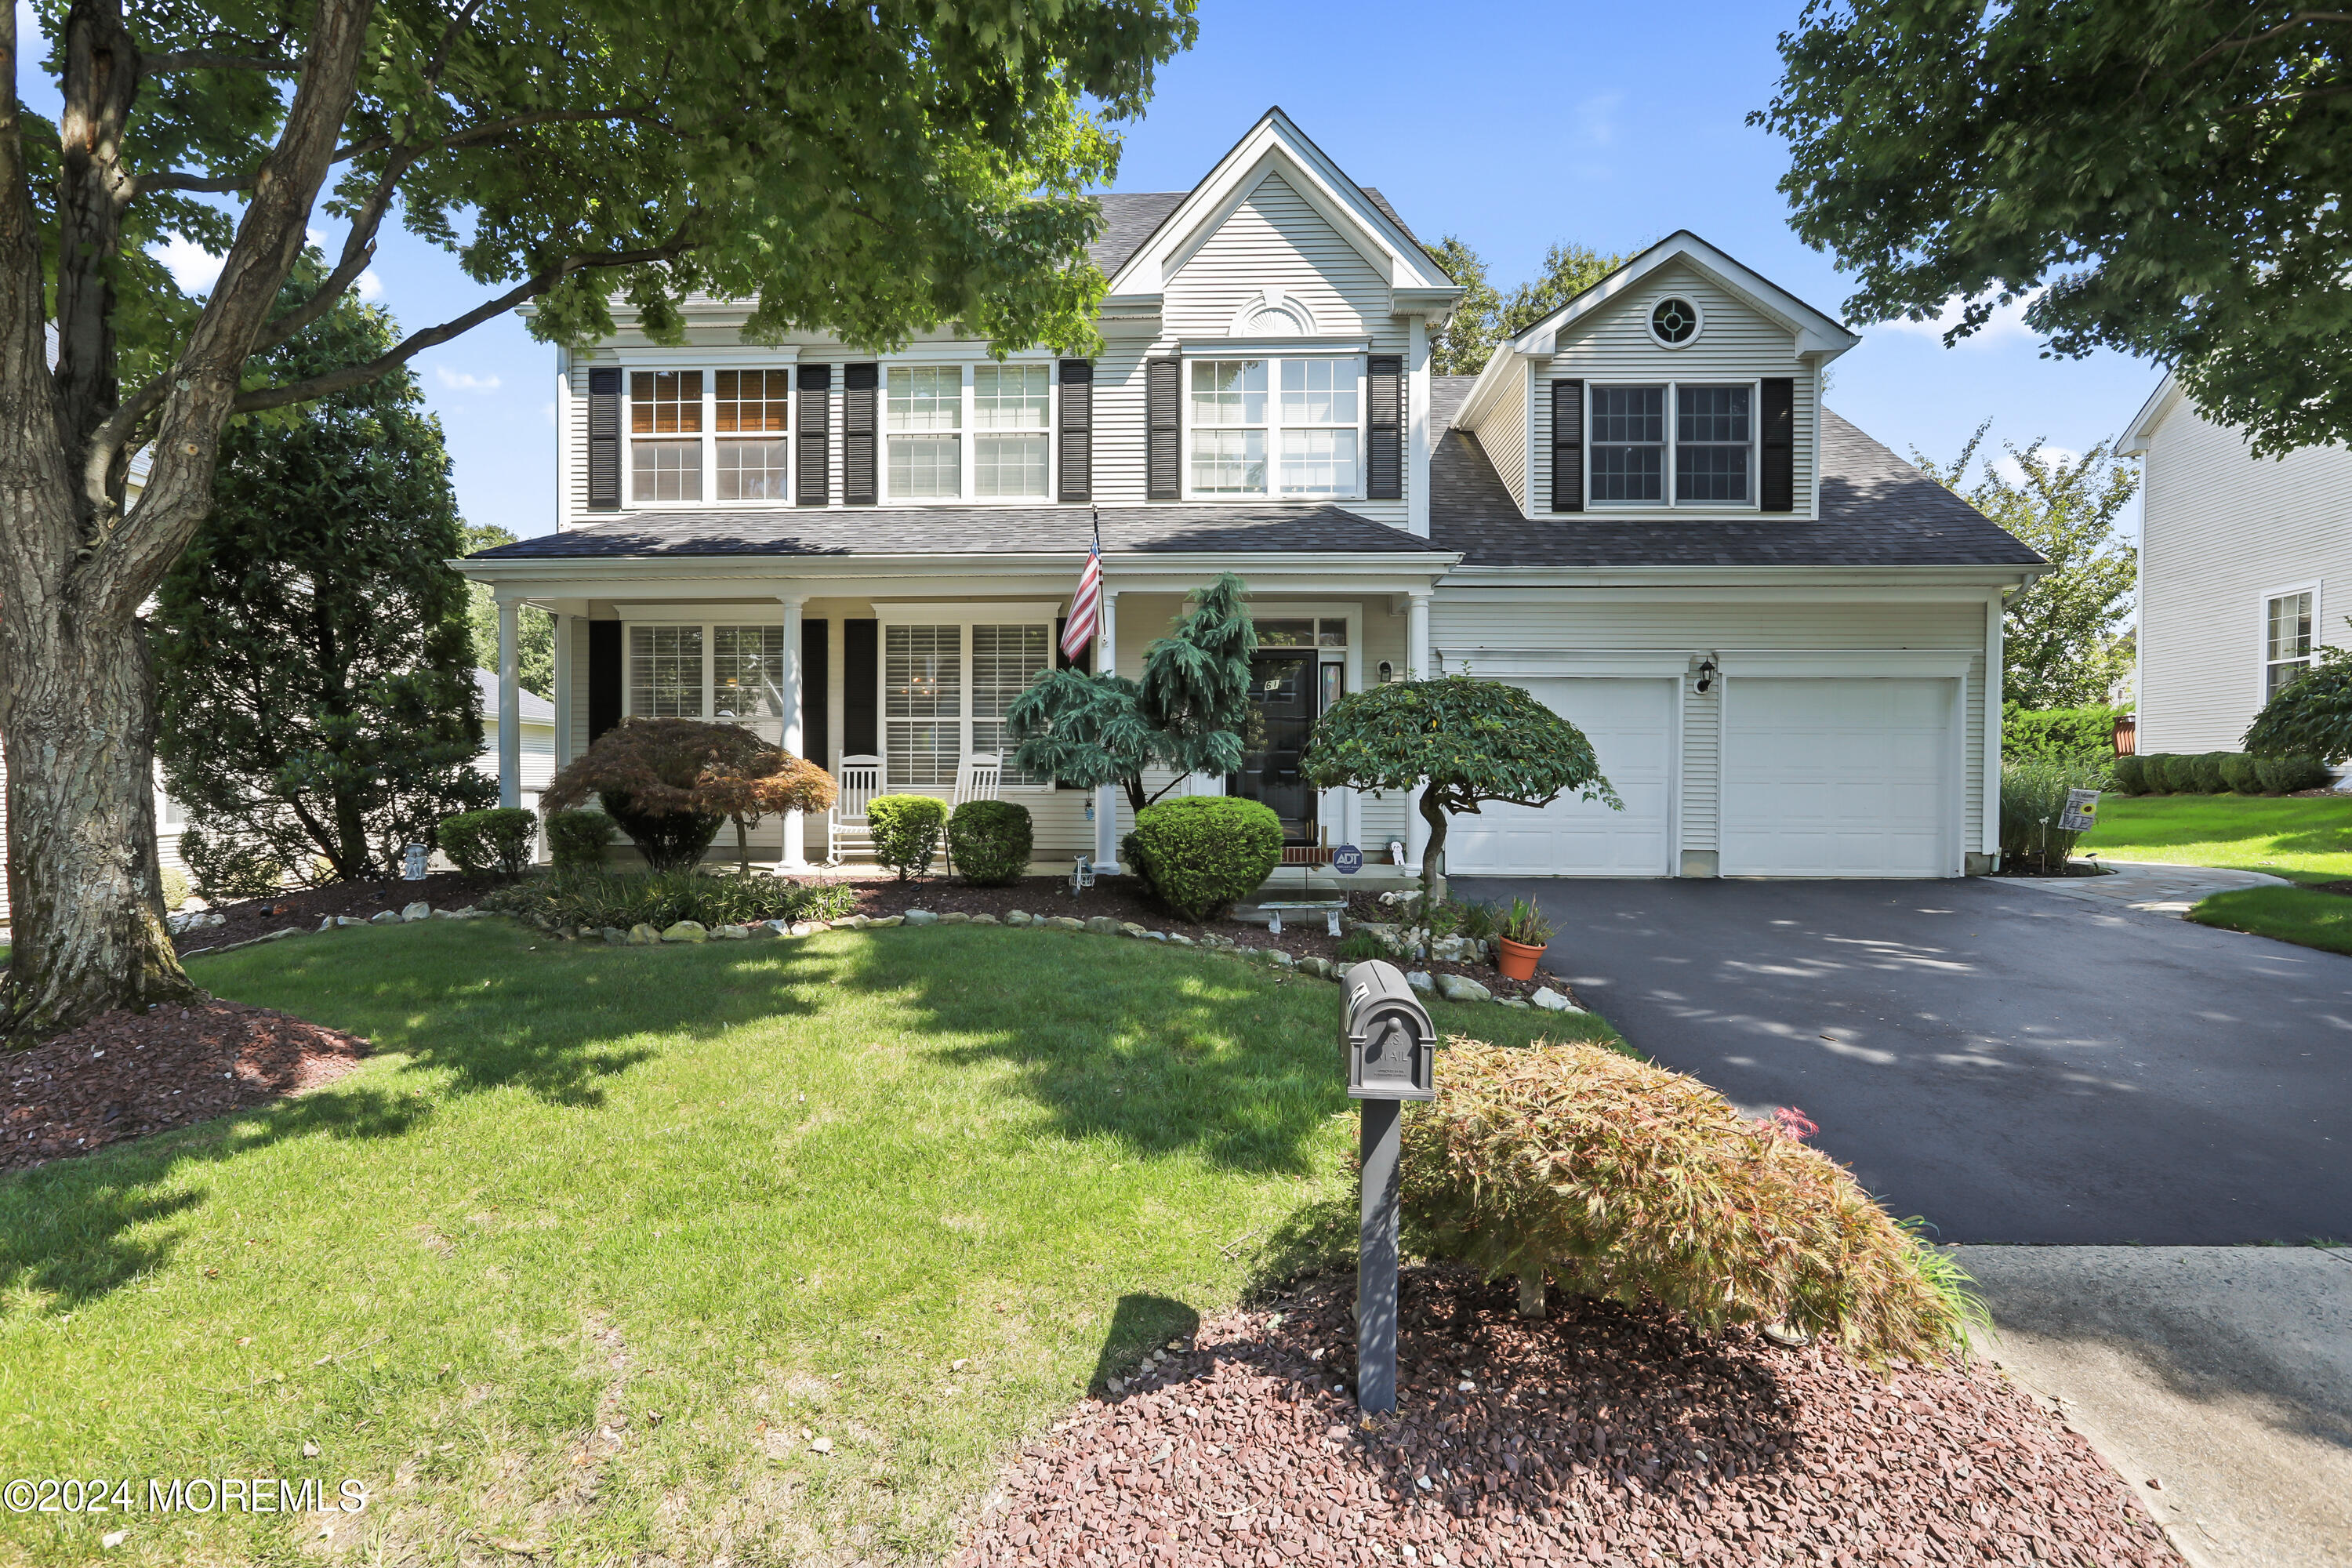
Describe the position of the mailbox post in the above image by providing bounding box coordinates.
[1342,960,1436,1416]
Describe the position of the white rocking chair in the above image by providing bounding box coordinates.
[945,753,1003,874]
[827,753,883,865]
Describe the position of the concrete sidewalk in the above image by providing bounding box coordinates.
[1955,1246,2352,1566]
[2007,861,2292,918]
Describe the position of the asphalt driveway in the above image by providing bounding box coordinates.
[1451,877,2352,1245]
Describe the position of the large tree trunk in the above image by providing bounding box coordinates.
[1,554,201,1037]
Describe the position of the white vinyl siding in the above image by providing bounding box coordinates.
[2136,392,2352,753]
[1531,261,1816,520]
[1469,362,1530,515]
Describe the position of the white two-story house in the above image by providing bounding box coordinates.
[459,109,2042,880]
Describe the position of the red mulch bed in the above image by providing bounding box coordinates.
[838,876,1576,1002]
[955,1268,2180,1568]
[170,870,503,956]
[2,1000,370,1174]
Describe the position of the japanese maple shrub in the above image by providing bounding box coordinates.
[1402,1039,1977,1367]
[539,720,835,873]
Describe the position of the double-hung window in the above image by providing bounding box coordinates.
[885,625,963,787]
[1190,360,1268,494]
[2266,590,2317,701]
[1278,361,1359,495]
[628,626,705,717]
[715,370,791,501]
[975,365,1051,498]
[1586,381,1759,507]
[1589,385,1665,503]
[1675,385,1751,502]
[971,625,1052,780]
[887,366,962,499]
[626,621,789,742]
[630,372,702,503]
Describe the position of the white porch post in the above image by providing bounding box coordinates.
[1094,587,1121,873]
[779,593,809,869]
[1407,315,1432,537]
[496,595,522,809]
[552,614,573,767]
[1403,590,1432,873]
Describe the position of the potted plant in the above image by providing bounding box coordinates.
[1495,897,1553,982]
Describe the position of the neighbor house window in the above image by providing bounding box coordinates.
[885,624,963,787]
[628,625,703,717]
[974,364,1051,498]
[1675,385,1751,503]
[1190,359,1268,494]
[1590,385,1665,503]
[630,371,703,502]
[1278,360,1359,495]
[2266,590,2316,701]
[714,369,790,502]
[887,366,962,499]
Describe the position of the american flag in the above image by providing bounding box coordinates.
[1061,512,1103,663]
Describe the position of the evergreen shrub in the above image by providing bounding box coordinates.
[2107,755,2147,794]
[2187,753,2231,793]
[947,800,1033,885]
[1400,1038,1979,1363]
[868,795,947,880]
[2256,754,2332,793]
[1129,796,1284,921]
[545,808,617,869]
[439,808,537,877]
[180,824,285,904]
[2154,754,2200,793]
[2002,703,2125,764]
[482,868,855,931]
[2219,754,2264,795]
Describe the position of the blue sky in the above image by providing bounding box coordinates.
[54,0,2160,538]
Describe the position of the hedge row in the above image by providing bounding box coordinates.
[2111,753,2331,795]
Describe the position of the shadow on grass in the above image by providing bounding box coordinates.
[1092,1292,1203,1393]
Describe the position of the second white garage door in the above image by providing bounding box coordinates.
[1719,677,1957,877]
[1446,677,1675,876]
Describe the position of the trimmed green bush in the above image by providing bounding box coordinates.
[180,823,285,903]
[599,789,722,872]
[2108,754,2148,794]
[2219,753,2264,795]
[868,794,947,880]
[1400,1039,1978,1363]
[1999,758,2107,869]
[481,868,855,931]
[1128,796,1284,922]
[159,866,191,912]
[2256,754,2333,794]
[2183,753,2225,793]
[439,807,538,878]
[2003,702,2125,764]
[2153,754,2198,793]
[545,807,617,869]
[947,800,1033,885]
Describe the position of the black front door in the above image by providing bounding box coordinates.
[1232,650,1317,844]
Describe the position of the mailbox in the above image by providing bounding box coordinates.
[1343,960,1436,1102]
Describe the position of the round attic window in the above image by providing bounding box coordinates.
[1650,296,1700,346]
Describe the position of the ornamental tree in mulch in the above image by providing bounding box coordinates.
[540,718,836,873]
[1403,1040,1976,1367]
[1303,676,1621,905]
[1007,572,1257,814]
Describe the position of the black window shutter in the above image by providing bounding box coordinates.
[586,367,621,510]
[843,619,879,756]
[1058,359,1093,503]
[800,619,829,770]
[1366,354,1402,500]
[1146,357,1180,500]
[587,621,622,740]
[843,363,878,506]
[1759,377,1795,512]
[1550,379,1584,514]
[796,364,830,506]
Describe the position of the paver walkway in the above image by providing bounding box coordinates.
[2009,860,2292,917]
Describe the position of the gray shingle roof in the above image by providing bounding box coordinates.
[472,667,556,724]
[1428,401,2044,569]
[469,504,1446,561]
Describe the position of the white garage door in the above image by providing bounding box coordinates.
[1447,677,1674,876]
[1720,677,1956,877]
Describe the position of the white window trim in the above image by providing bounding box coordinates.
[619,365,797,511]
[875,361,1060,508]
[869,601,1067,791]
[618,614,790,744]
[2259,579,2323,705]
[1178,351,1367,503]
[1583,378,1762,513]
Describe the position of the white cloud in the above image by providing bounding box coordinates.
[354,269,384,301]
[435,365,502,394]
[1874,289,2045,347]
[152,233,224,294]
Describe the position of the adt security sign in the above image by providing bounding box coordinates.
[2057,789,2100,833]
[1332,844,1364,876]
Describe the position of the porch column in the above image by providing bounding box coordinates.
[552,614,573,767]
[496,594,522,809]
[1094,587,1121,873]
[1403,590,1432,874]
[779,593,809,869]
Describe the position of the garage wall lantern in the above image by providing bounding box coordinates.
[1692,653,1719,695]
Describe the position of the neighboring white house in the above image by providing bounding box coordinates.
[472,666,557,816]
[459,107,2042,880]
[2121,374,2352,754]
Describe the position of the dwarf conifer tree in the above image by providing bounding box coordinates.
[154,292,492,884]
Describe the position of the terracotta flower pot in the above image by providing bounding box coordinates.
[1497,936,1543,982]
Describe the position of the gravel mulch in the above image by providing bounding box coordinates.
[839,876,1576,1003]
[168,870,504,956]
[955,1268,2180,1568]
[2,1000,371,1173]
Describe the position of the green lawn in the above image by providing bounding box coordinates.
[2077,793,2352,884]
[0,920,1614,1567]
[2187,886,2352,955]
